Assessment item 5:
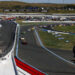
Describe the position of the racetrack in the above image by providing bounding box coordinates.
[18,25,75,75]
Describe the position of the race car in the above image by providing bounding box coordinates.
[20,37,27,45]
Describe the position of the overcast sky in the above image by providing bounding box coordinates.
[1,0,75,4]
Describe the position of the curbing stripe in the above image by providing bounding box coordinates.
[15,57,45,75]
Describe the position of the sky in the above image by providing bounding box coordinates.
[1,0,75,4]
[22,0,75,4]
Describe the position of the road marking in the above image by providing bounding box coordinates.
[34,28,75,66]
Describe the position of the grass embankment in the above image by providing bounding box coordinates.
[39,25,75,50]
[0,1,71,8]
[16,20,24,25]
[0,1,75,13]
[53,25,75,33]
[0,1,27,8]
[39,31,75,50]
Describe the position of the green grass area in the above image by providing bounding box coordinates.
[0,1,27,9]
[39,31,75,50]
[16,20,24,25]
[53,25,75,33]
[0,1,72,8]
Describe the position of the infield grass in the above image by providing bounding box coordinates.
[38,31,75,50]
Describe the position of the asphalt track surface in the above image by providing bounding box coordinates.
[18,25,75,75]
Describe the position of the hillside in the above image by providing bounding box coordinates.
[0,1,75,13]
[0,1,27,8]
[0,1,75,8]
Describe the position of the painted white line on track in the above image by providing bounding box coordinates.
[34,28,75,66]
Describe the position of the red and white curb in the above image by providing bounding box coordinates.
[15,57,45,75]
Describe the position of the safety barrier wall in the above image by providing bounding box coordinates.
[0,23,20,75]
